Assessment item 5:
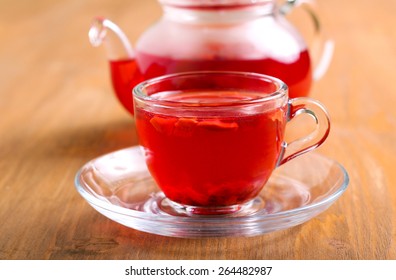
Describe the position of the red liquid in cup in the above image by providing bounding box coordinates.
[135,90,288,207]
[110,50,311,114]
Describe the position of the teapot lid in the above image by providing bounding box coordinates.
[159,0,273,9]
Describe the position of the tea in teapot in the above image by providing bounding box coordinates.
[89,0,333,115]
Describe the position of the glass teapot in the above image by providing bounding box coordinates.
[89,0,333,115]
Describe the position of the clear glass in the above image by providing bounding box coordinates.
[89,0,333,115]
[75,146,349,237]
[132,71,330,215]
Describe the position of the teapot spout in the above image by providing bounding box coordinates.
[88,17,134,60]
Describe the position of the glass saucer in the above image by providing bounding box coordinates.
[74,146,349,238]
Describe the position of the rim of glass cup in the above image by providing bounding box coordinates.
[133,71,288,109]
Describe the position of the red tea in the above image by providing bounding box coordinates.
[110,50,311,114]
[134,90,287,207]
[109,58,144,115]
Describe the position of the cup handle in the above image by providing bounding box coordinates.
[280,0,334,80]
[277,97,330,166]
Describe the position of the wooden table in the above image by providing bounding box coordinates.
[1,0,395,260]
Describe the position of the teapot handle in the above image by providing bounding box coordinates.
[280,0,334,80]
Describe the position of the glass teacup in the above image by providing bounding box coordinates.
[133,71,330,215]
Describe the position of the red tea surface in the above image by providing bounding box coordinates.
[110,50,311,114]
[135,90,287,207]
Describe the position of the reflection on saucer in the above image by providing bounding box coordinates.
[75,146,349,238]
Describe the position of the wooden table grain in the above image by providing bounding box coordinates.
[1,0,395,260]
